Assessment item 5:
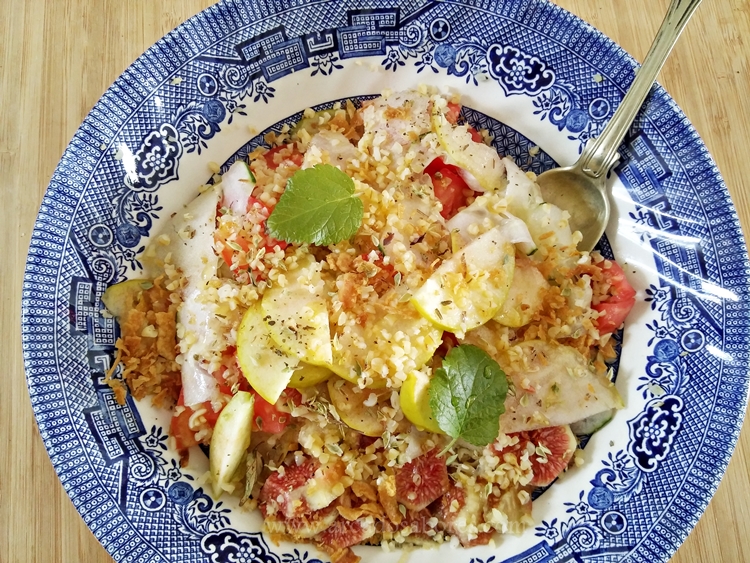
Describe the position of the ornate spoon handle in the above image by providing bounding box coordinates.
[578,0,703,178]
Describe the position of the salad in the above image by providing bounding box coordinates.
[103,86,635,562]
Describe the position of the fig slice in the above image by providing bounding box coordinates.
[495,425,577,487]
[434,477,494,547]
[394,449,451,511]
[259,459,319,519]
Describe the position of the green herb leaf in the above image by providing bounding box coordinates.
[266,164,363,246]
[429,344,508,450]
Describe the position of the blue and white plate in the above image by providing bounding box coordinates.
[21,0,750,561]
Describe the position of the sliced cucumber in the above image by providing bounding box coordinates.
[498,340,624,433]
[570,408,616,435]
[236,303,299,404]
[446,193,536,255]
[101,279,151,319]
[210,391,255,498]
[411,227,515,334]
[502,157,579,251]
[261,257,333,366]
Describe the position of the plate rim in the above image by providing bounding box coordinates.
[21,0,750,561]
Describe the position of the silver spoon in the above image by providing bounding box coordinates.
[536,0,702,252]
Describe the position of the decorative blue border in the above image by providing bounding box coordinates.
[21,0,750,562]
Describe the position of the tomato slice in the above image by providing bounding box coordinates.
[247,195,271,216]
[594,300,635,334]
[216,233,250,270]
[445,102,461,124]
[467,126,483,143]
[598,261,636,303]
[247,196,289,252]
[170,408,199,452]
[593,260,636,334]
[171,383,238,451]
[444,103,482,142]
[251,389,301,434]
[215,198,287,278]
[264,145,304,170]
[425,157,474,219]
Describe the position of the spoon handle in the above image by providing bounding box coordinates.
[578,0,702,178]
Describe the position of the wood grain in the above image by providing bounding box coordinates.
[2,1,748,562]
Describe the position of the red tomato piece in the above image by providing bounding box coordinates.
[263,235,288,253]
[425,157,474,219]
[264,145,304,170]
[593,260,636,334]
[201,402,222,427]
[246,195,271,216]
[598,261,636,303]
[594,300,635,335]
[445,102,461,124]
[246,196,289,252]
[213,365,239,396]
[251,389,301,434]
[170,409,198,452]
[467,126,483,143]
[216,233,250,271]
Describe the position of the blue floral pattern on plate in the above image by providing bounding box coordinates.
[21,0,750,562]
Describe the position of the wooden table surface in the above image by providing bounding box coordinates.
[3,0,749,561]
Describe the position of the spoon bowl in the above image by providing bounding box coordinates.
[535,0,701,252]
[536,165,610,252]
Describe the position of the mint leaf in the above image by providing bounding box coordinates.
[266,164,363,246]
[429,344,508,450]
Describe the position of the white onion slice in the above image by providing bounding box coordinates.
[447,197,536,254]
[220,161,255,215]
[181,356,219,407]
[496,213,535,246]
[457,167,485,193]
